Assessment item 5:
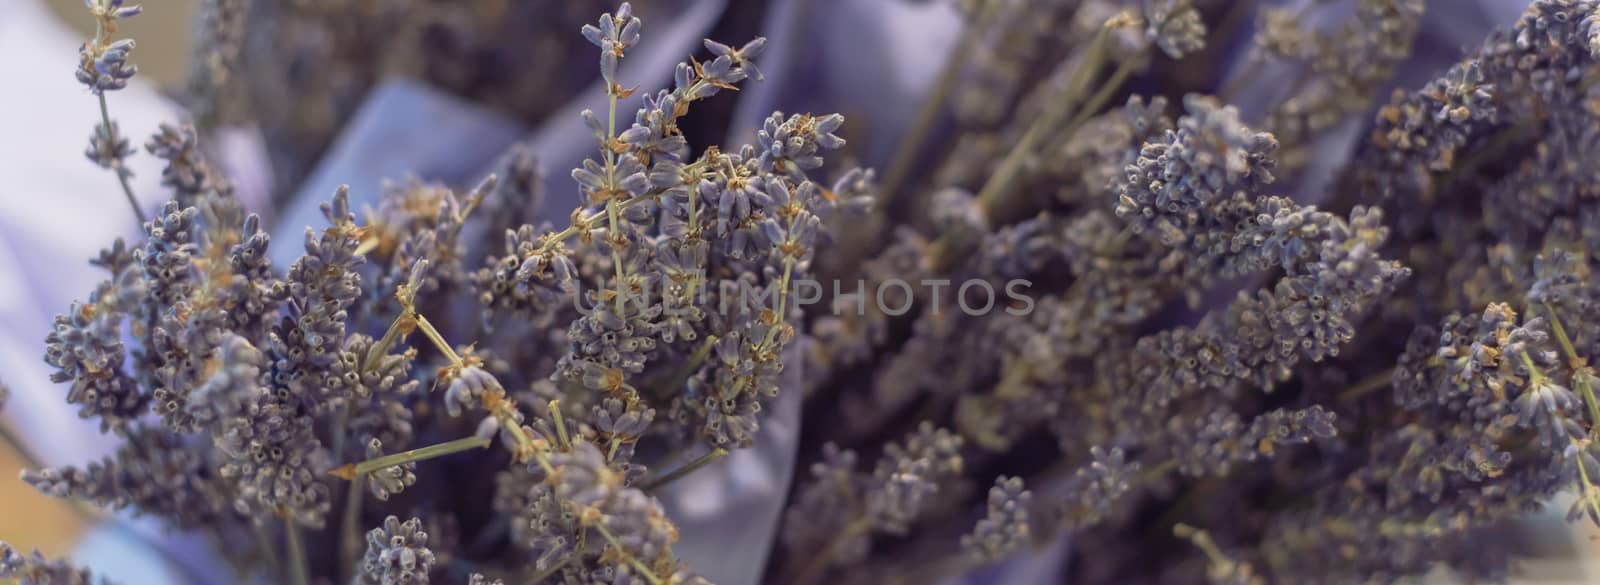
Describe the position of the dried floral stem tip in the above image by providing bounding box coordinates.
[329,435,492,480]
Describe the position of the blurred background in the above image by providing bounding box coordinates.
[3,0,1599,583]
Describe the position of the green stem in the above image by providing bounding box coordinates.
[929,24,1114,272]
[340,474,365,581]
[413,313,463,365]
[1544,303,1600,426]
[251,522,281,572]
[1173,523,1230,567]
[1573,441,1600,523]
[549,400,573,452]
[529,442,558,476]
[284,517,310,585]
[761,259,796,348]
[1054,50,1144,151]
[658,335,719,396]
[362,312,412,373]
[1337,367,1397,403]
[98,92,146,225]
[643,448,728,492]
[974,24,1111,217]
[329,435,491,479]
[877,2,999,207]
[603,83,631,316]
[594,524,663,585]
[732,256,795,397]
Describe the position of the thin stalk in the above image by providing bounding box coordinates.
[659,335,718,396]
[878,2,1000,206]
[412,313,463,365]
[761,259,796,348]
[1337,367,1397,402]
[354,237,381,257]
[527,437,558,476]
[492,393,540,464]
[1172,523,1230,567]
[1053,50,1145,152]
[284,517,311,585]
[98,94,146,225]
[1573,438,1600,522]
[340,474,365,580]
[549,400,573,452]
[604,81,630,316]
[731,256,795,397]
[930,24,1115,271]
[328,435,491,480]
[974,25,1111,215]
[643,448,728,492]
[1544,303,1600,426]
[594,524,663,585]
[251,522,281,571]
[361,311,414,373]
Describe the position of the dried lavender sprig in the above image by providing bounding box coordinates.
[358,516,436,585]
[581,3,645,316]
[79,1,146,224]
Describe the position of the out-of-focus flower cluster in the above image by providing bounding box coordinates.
[8,1,1600,585]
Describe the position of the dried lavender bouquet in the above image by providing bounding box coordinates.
[5,1,1600,585]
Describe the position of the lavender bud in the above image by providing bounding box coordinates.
[359,516,436,585]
